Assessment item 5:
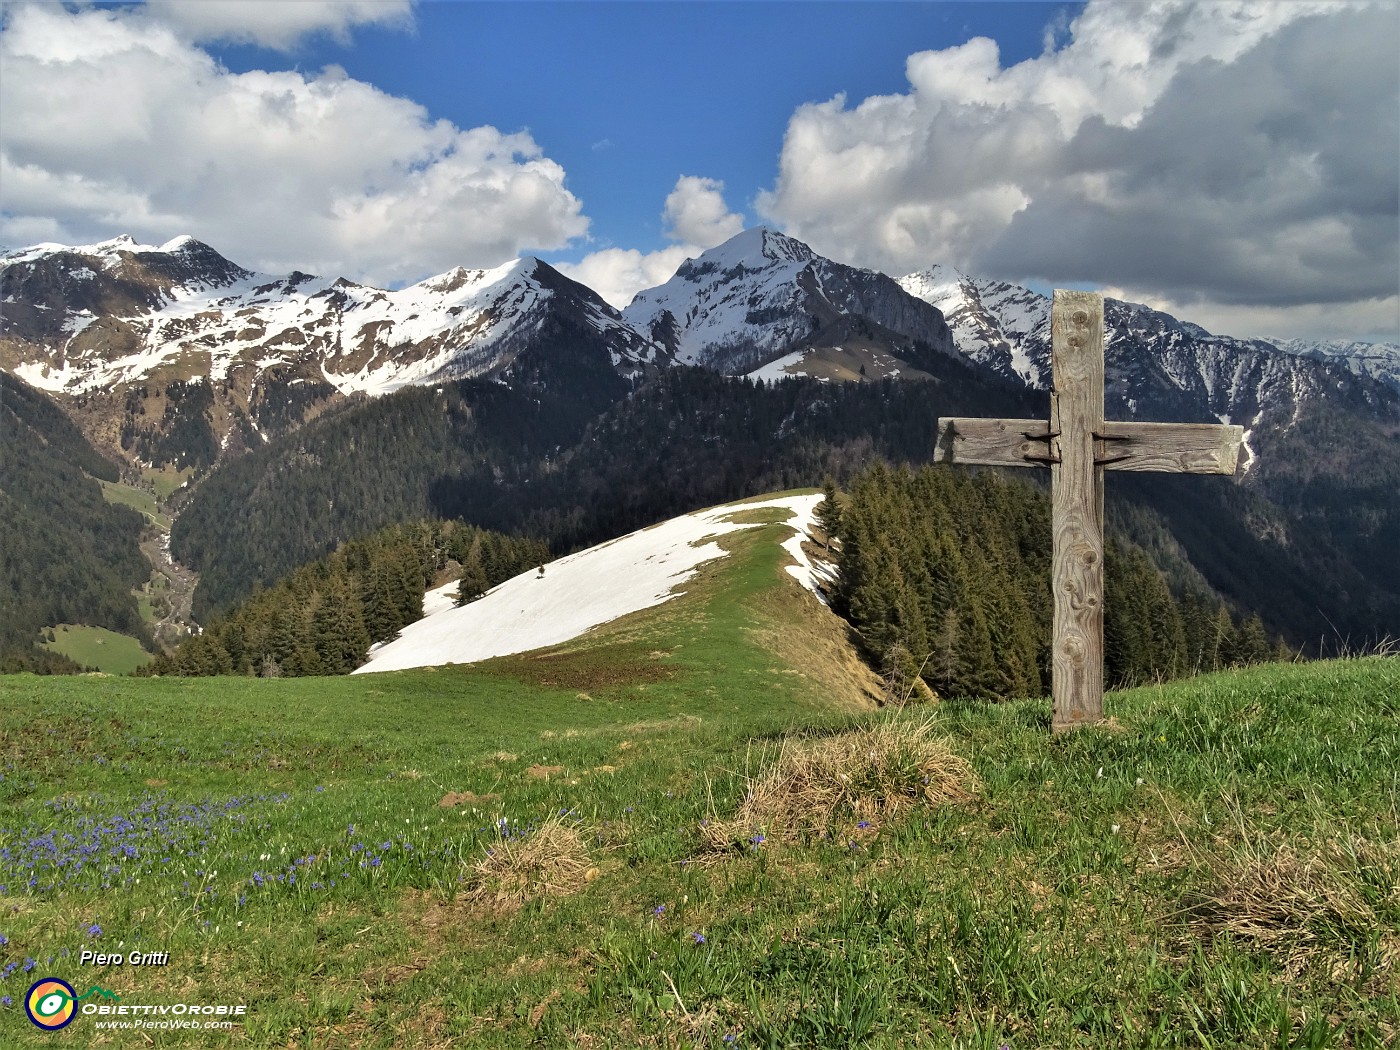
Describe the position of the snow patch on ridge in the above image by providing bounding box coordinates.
[353,493,828,674]
[746,349,814,382]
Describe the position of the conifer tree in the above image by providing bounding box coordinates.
[814,477,842,550]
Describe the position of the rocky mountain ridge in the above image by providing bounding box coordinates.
[3,229,1395,488]
[1,235,656,470]
[622,227,959,377]
[898,264,1400,477]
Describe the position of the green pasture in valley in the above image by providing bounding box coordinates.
[38,625,152,676]
[1,515,1396,1047]
[99,480,172,532]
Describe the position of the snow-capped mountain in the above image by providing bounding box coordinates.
[3,228,1394,490]
[1270,338,1400,395]
[0,235,655,398]
[899,264,1400,474]
[0,235,659,469]
[623,228,958,376]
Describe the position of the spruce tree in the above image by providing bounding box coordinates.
[814,478,842,550]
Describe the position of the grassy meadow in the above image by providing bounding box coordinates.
[99,480,172,533]
[1,512,1396,1047]
[39,625,153,677]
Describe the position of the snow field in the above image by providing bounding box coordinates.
[353,493,828,674]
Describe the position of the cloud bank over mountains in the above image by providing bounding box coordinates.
[757,0,1397,340]
[143,0,414,50]
[0,0,1393,340]
[0,2,586,286]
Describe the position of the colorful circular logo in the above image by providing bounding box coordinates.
[25,978,78,1030]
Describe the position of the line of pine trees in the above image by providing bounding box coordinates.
[826,464,1286,701]
[143,519,548,677]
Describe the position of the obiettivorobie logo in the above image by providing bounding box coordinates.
[24,978,120,1030]
[21,976,247,1032]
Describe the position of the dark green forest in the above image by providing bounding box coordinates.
[830,464,1283,700]
[171,365,1399,652]
[146,518,548,676]
[0,372,150,672]
[173,364,1038,620]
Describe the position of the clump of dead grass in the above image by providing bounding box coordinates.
[1192,835,1400,979]
[703,719,978,850]
[466,815,594,909]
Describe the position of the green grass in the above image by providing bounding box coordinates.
[39,625,152,675]
[144,466,192,503]
[99,480,171,531]
[2,512,1397,1047]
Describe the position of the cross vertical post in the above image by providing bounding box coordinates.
[1049,291,1106,727]
[936,290,1245,733]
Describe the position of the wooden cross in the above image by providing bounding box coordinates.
[936,290,1244,732]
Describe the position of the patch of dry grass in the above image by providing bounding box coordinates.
[703,719,978,849]
[466,815,594,909]
[1191,834,1400,980]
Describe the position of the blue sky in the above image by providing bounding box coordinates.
[1,1,1395,341]
[204,2,1071,259]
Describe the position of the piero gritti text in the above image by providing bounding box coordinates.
[79,950,170,966]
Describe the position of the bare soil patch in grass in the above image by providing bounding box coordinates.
[494,647,676,691]
[438,790,499,807]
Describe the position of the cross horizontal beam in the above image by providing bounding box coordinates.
[935,417,1244,475]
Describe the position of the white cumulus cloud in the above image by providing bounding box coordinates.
[560,175,746,308]
[0,4,587,285]
[663,176,745,248]
[757,0,1397,341]
[558,246,697,313]
[143,0,414,50]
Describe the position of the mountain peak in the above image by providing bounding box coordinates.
[688,227,815,272]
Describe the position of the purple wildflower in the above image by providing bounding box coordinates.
[86,924,102,938]
[691,932,705,944]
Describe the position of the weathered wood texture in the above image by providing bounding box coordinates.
[931,289,1243,733]
[1050,290,1106,730]
[936,419,1244,475]
[1093,422,1244,474]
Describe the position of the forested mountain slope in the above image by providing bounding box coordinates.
[172,364,1036,621]
[0,371,149,670]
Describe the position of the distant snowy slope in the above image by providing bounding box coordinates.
[897,264,1397,437]
[1270,337,1400,394]
[1,234,659,471]
[353,493,826,673]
